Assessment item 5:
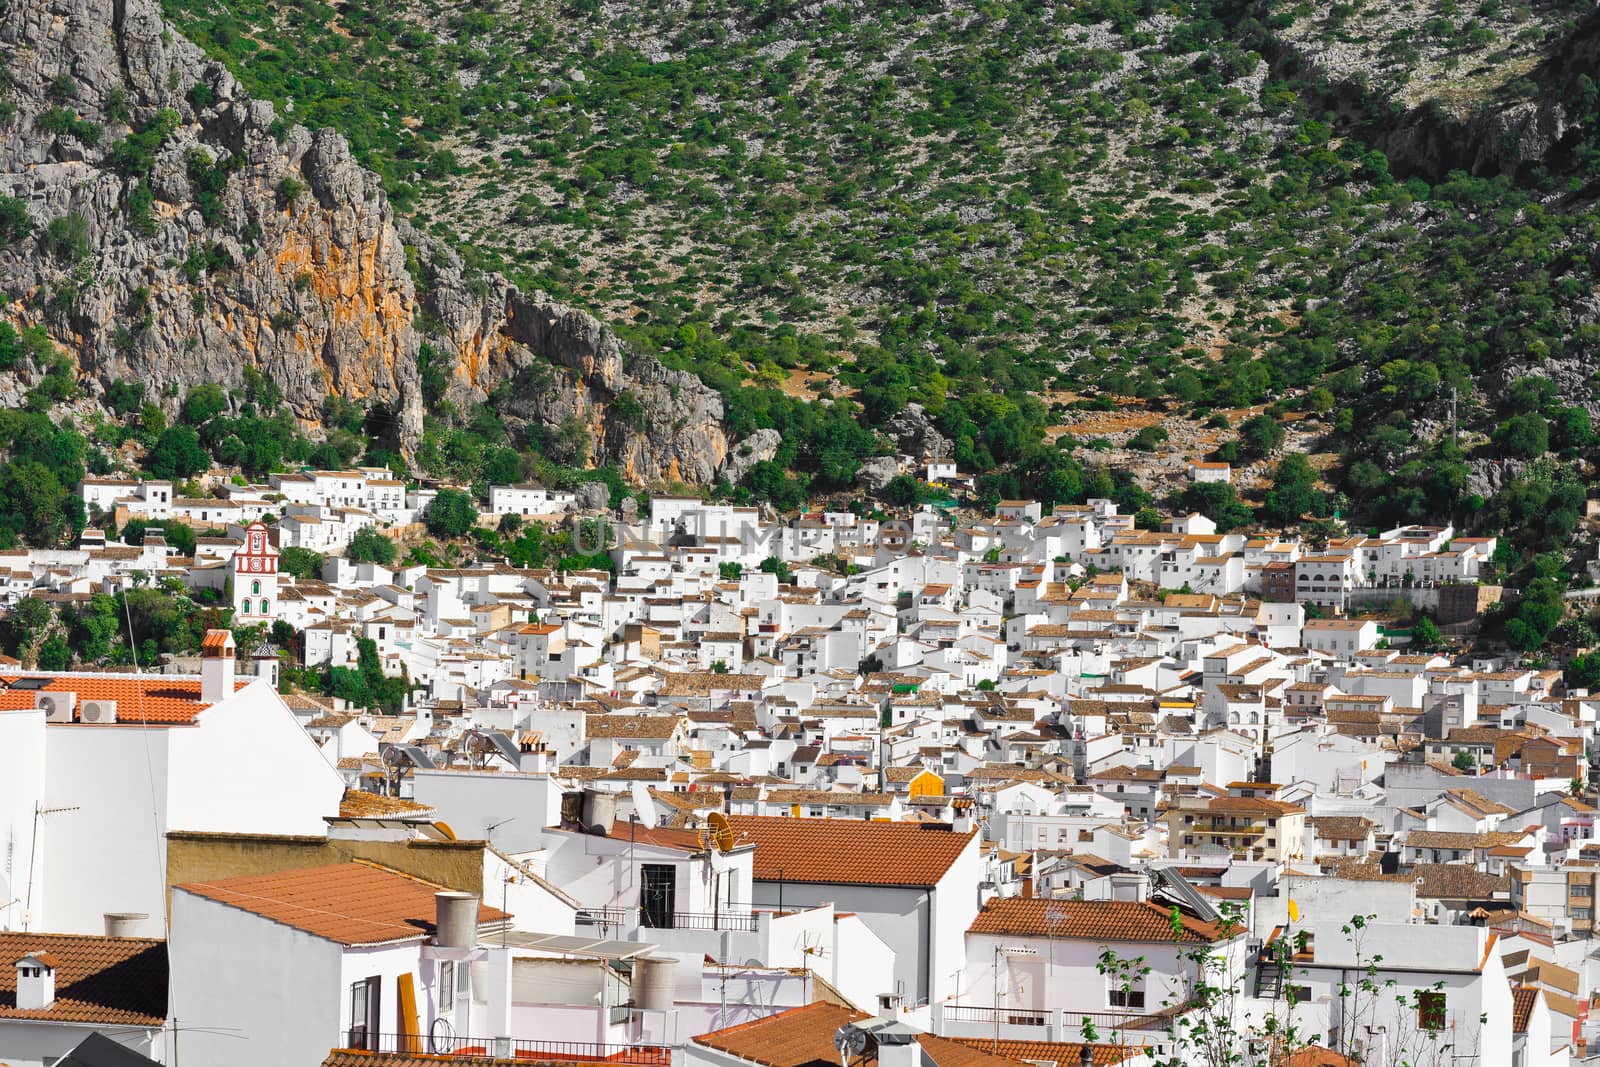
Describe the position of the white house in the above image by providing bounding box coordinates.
[732,815,981,1009]
[0,631,343,936]
[0,934,167,1067]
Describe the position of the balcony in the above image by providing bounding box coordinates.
[347,1033,670,1065]
[644,909,759,933]
[575,906,630,930]
[934,1004,1180,1047]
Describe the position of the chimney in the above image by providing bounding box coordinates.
[200,629,236,704]
[433,891,478,949]
[15,953,57,1011]
[871,1026,920,1067]
[251,641,279,688]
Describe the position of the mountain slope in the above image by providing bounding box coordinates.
[146,0,1600,519]
[0,0,728,484]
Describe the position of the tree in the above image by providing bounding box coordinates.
[1412,616,1443,651]
[279,546,325,580]
[718,561,743,581]
[1177,481,1253,532]
[1492,413,1549,459]
[425,489,478,538]
[483,447,523,486]
[759,556,795,585]
[182,383,228,425]
[1238,412,1285,458]
[0,461,70,547]
[146,426,210,480]
[1261,454,1323,526]
[1452,749,1476,772]
[347,526,397,565]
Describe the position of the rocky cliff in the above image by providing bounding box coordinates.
[1250,1,1592,181]
[0,0,726,482]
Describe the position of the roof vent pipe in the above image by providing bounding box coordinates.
[434,891,478,948]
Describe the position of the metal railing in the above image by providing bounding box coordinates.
[943,1004,1049,1027]
[1070,1008,1177,1033]
[645,909,759,933]
[345,1032,671,1064]
[575,906,630,928]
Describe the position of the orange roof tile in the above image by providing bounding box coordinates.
[174,862,508,945]
[728,816,975,888]
[693,1003,1026,1067]
[338,790,437,820]
[0,933,165,1025]
[948,1040,1136,1066]
[0,674,249,724]
[968,898,1228,944]
[324,1052,625,1067]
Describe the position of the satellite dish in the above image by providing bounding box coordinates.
[434,821,457,840]
[835,1025,869,1060]
[707,811,735,852]
[631,781,660,829]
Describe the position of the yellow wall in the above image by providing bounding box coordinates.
[908,771,944,799]
[166,831,488,905]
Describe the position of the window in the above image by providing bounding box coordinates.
[1416,991,1446,1031]
[252,580,261,595]
[261,600,270,615]
[1574,883,1592,898]
[348,976,382,1049]
[1286,985,1311,1005]
[438,961,455,1012]
[1572,907,1592,920]
[241,599,250,614]
[640,864,677,928]
[1108,978,1146,1009]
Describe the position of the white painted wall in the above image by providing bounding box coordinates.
[0,708,45,931]
[412,769,560,855]
[169,888,346,1067]
[0,1018,164,1067]
[37,680,342,937]
[39,724,172,936]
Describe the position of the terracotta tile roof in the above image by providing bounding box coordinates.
[1405,830,1529,850]
[692,1002,1026,1067]
[586,715,687,739]
[323,1052,626,1067]
[338,790,436,819]
[173,862,508,945]
[968,898,1227,944]
[948,1040,1136,1066]
[728,815,975,888]
[1511,986,1539,1034]
[0,933,166,1025]
[0,673,249,724]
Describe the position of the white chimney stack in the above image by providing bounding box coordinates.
[200,629,236,704]
[15,953,57,1010]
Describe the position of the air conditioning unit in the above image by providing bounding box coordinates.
[80,700,118,724]
[36,692,76,723]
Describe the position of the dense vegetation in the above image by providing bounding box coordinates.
[150,0,1600,530]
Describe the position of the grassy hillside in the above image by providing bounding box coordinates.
[162,0,1600,540]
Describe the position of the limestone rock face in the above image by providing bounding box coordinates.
[884,403,950,460]
[407,227,727,485]
[718,428,783,485]
[856,456,903,494]
[0,0,420,437]
[0,0,726,482]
